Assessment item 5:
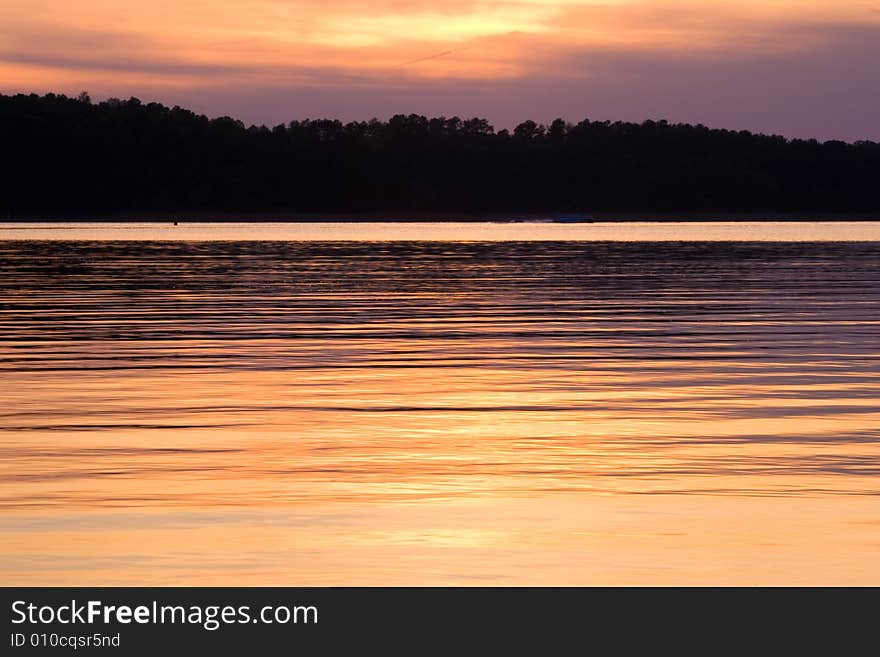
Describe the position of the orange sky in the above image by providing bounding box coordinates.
[1,0,879,139]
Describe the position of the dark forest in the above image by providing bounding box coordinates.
[2,92,878,217]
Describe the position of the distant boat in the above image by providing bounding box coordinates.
[553,214,594,223]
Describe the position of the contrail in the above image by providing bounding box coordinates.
[394,48,467,68]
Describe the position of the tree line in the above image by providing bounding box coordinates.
[2,92,878,217]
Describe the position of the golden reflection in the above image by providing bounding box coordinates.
[1,237,879,584]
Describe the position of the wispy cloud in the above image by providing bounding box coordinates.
[395,48,468,68]
[1,1,878,139]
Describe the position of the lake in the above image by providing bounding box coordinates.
[1,222,879,585]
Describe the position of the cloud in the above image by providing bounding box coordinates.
[1,1,878,140]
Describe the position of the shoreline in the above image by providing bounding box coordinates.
[4,211,880,223]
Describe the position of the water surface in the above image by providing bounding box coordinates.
[1,230,879,584]
[4,220,880,241]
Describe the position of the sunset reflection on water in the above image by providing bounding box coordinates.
[1,237,879,584]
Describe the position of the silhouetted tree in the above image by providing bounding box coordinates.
[1,92,878,217]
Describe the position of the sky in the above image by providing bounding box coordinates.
[1,0,878,140]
